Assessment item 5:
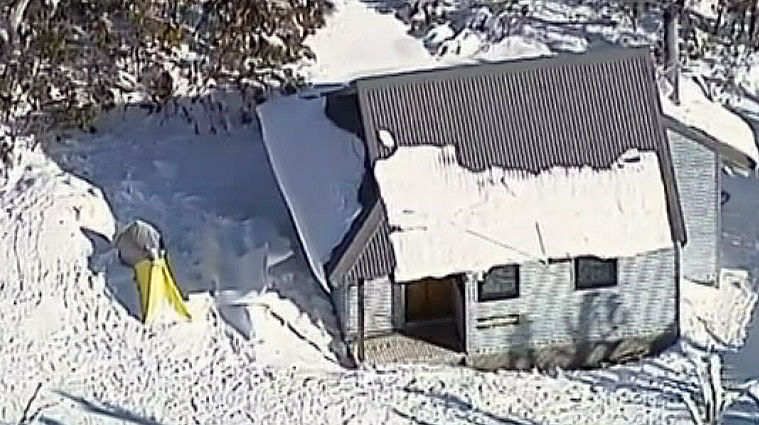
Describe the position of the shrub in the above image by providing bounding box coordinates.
[0,0,333,136]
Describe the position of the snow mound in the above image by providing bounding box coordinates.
[302,0,553,83]
[681,275,758,352]
[303,0,443,83]
[660,76,759,168]
[0,108,348,423]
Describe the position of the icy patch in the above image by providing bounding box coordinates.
[257,94,366,289]
[660,76,759,168]
[374,145,673,281]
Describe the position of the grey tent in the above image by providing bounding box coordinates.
[115,219,165,267]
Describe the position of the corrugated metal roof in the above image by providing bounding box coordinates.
[327,47,686,286]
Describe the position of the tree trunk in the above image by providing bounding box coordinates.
[663,1,682,104]
[715,0,725,34]
[7,0,32,46]
[750,0,759,47]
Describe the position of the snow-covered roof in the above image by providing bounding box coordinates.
[257,92,366,290]
[375,146,673,282]
[660,77,759,170]
[326,48,685,285]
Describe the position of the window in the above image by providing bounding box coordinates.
[478,265,520,302]
[574,256,618,289]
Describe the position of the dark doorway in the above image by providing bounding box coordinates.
[405,277,455,322]
[402,276,464,352]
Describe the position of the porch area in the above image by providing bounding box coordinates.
[359,321,466,365]
[351,274,468,365]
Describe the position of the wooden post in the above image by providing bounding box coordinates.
[356,279,366,363]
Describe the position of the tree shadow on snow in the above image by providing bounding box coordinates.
[42,90,351,368]
[718,148,759,273]
[54,391,163,425]
[37,417,67,425]
[468,288,693,420]
[564,293,699,419]
[393,387,539,425]
[552,291,694,410]
[358,0,657,58]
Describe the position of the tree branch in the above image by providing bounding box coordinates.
[8,0,32,43]
[17,382,42,425]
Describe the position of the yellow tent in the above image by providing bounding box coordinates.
[134,257,191,324]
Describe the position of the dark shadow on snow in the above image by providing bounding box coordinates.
[37,417,67,425]
[358,0,658,59]
[79,226,142,321]
[54,391,163,425]
[43,90,353,368]
[394,387,540,425]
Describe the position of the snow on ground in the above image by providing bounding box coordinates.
[720,126,759,389]
[301,0,555,83]
[374,145,672,281]
[0,106,352,423]
[52,105,347,367]
[2,0,759,424]
[680,273,758,353]
[687,0,719,20]
[302,0,445,83]
[0,107,701,425]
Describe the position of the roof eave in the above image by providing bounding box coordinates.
[661,114,758,171]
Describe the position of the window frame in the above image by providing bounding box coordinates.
[477,265,520,302]
[574,256,618,290]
